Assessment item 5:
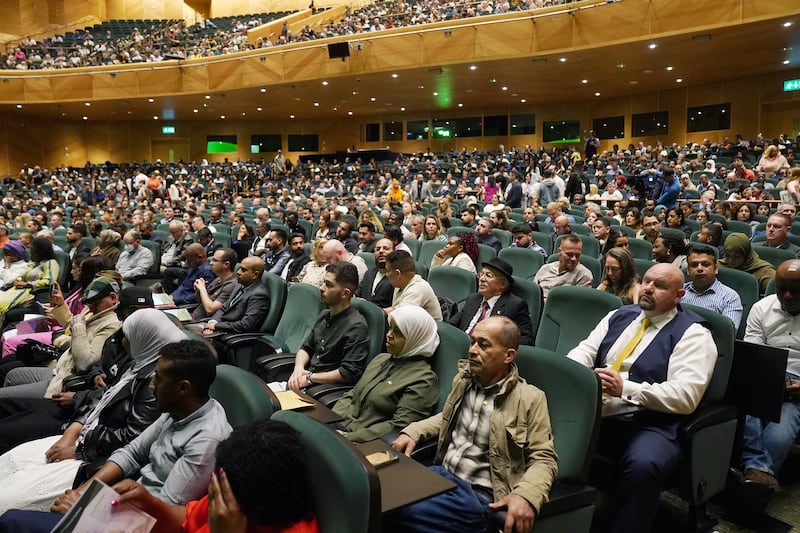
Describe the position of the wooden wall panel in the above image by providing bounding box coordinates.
[572,2,648,49]
[106,120,131,162]
[24,78,54,101]
[7,113,46,167]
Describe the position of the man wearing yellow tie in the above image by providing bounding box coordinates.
[567,263,717,533]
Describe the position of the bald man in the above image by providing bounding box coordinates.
[203,256,269,335]
[321,239,368,283]
[737,259,800,493]
[567,263,717,533]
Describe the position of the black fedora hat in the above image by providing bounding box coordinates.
[481,257,514,286]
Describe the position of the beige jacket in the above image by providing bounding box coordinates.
[44,305,121,398]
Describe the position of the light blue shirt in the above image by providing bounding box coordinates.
[681,278,743,330]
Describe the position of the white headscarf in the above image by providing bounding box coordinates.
[388,305,439,359]
[80,309,187,438]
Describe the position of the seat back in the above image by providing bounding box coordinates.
[510,276,543,341]
[477,243,497,265]
[53,250,70,287]
[752,245,796,270]
[432,321,470,411]
[403,236,421,257]
[515,346,601,482]
[260,272,288,334]
[351,298,388,360]
[530,231,554,255]
[492,229,512,249]
[498,247,545,280]
[209,364,274,427]
[633,258,655,280]
[715,266,759,339]
[272,410,381,533]
[555,234,600,258]
[545,254,602,287]
[427,265,477,306]
[724,219,752,237]
[535,286,622,354]
[213,231,232,248]
[627,238,653,260]
[418,239,447,268]
[273,283,325,353]
[139,239,161,275]
[681,303,735,403]
[357,252,376,270]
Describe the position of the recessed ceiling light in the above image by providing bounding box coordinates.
[643,69,653,74]
[15,104,22,109]
[256,107,262,111]
[629,80,639,85]
[147,98,154,103]
[783,60,791,65]
[433,92,439,96]
[458,103,463,107]
[347,111,353,116]
[559,57,567,62]
[82,116,88,120]
[220,115,226,119]
[204,95,211,99]
[85,102,91,107]
[260,88,267,93]
[616,63,625,69]
[289,114,295,119]
[501,86,508,91]
[322,81,329,86]
[520,99,526,103]
[666,66,674,71]
[352,91,359,95]
[594,92,601,97]
[391,73,398,78]
[313,102,320,107]
[400,107,406,111]
[469,65,477,71]
[153,115,158,120]
[648,43,657,49]
[241,112,246,116]
[581,79,588,84]
[193,109,198,113]
[784,21,793,28]
[676,78,683,83]
[370,97,376,102]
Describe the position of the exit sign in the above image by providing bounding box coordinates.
[162,125,176,134]
[784,79,800,92]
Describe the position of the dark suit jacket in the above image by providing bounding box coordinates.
[212,281,270,334]
[70,241,92,260]
[359,240,376,254]
[505,182,523,208]
[285,254,311,281]
[355,267,394,309]
[449,291,535,345]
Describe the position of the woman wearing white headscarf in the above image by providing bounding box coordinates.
[0,309,187,513]
[333,305,439,443]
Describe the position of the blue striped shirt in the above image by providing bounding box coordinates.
[681,278,743,329]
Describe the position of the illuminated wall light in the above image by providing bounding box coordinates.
[458,103,463,107]
[666,66,673,71]
[313,102,320,107]
[347,111,353,116]
[15,104,22,109]
[391,73,398,78]
[289,114,295,119]
[85,102,91,107]
[784,21,793,28]
[193,109,198,113]
[648,43,657,49]
[400,107,406,111]
[82,116,88,120]
[676,78,683,83]
[520,99,526,103]
[501,86,508,91]
[260,88,267,93]
[433,92,439,96]
[370,97,376,102]
[153,115,159,120]
[469,65,477,71]
[205,95,211,99]
[220,115,226,119]
[322,81,329,86]
[594,92,601,97]
[559,57,567,62]
[784,60,791,65]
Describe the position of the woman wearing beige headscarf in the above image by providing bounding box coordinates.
[333,305,439,443]
[90,229,121,264]
[721,232,776,293]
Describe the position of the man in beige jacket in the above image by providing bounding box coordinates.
[0,276,121,399]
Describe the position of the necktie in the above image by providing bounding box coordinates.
[469,301,490,334]
[227,286,245,310]
[610,318,652,372]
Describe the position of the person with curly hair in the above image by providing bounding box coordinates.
[430,232,478,276]
[653,233,689,270]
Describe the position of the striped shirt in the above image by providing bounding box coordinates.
[681,278,743,329]
[442,375,508,495]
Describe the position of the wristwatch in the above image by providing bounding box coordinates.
[306,372,314,385]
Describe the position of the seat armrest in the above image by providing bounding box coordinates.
[410,439,438,465]
[679,404,737,439]
[489,482,596,528]
[250,354,297,383]
[221,332,274,348]
[252,335,290,355]
[380,429,402,446]
[305,383,354,402]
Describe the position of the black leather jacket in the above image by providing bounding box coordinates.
[71,359,160,462]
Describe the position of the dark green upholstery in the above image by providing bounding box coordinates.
[53,250,70,288]
[499,247,545,280]
[272,410,382,533]
[531,231,554,255]
[357,251,376,270]
[432,320,470,411]
[477,243,497,265]
[510,276,543,341]
[633,258,655,280]
[491,346,601,533]
[209,365,274,427]
[627,237,653,260]
[418,239,447,268]
[535,286,621,354]
[545,254,602,287]
[260,272,288,334]
[716,266,759,339]
[751,245,796,270]
[555,234,600,258]
[428,265,477,306]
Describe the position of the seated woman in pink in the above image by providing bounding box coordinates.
[1,255,114,357]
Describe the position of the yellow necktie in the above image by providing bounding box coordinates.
[610,318,652,372]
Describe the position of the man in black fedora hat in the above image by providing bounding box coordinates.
[448,257,534,345]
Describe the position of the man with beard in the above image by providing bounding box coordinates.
[355,238,394,308]
[280,233,311,282]
[566,263,717,533]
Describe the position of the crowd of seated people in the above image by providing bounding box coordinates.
[1,0,579,71]
[0,130,794,530]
